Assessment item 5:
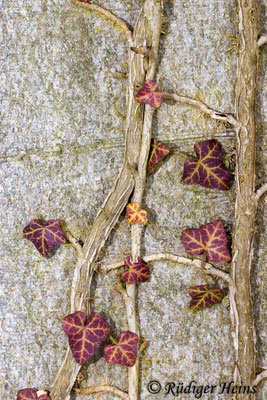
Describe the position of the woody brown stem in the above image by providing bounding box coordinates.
[125,2,162,400]
[50,2,162,400]
[49,2,145,400]
[229,1,259,398]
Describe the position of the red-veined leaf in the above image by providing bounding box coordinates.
[187,285,225,311]
[148,139,170,173]
[121,256,150,284]
[104,331,138,367]
[181,219,231,263]
[23,219,66,258]
[62,311,110,365]
[17,390,38,400]
[135,80,163,108]
[182,139,231,190]
[126,203,148,225]
[17,390,51,400]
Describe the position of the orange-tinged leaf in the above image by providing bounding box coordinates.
[23,219,65,258]
[181,219,231,263]
[126,203,148,225]
[62,311,110,365]
[135,80,163,108]
[148,139,170,173]
[187,285,224,311]
[104,331,138,367]
[182,139,231,190]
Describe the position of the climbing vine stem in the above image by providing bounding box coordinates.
[228,1,260,398]
[50,1,162,399]
[35,0,264,399]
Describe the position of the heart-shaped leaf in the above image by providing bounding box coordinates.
[181,219,231,263]
[62,311,110,365]
[23,219,66,258]
[122,256,150,284]
[135,80,163,108]
[148,139,170,173]
[182,139,231,190]
[17,390,51,400]
[187,285,225,311]
[104,331,138,367]
[126,203,148,225]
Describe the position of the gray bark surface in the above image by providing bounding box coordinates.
[1,0,266,399]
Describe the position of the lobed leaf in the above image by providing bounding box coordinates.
[182,139,231,190]
[135,80,163,108]
[181,219,231,263]
[126,203,148,225]
[122,256,150,284]
[148,139,170,173]
[23,219,66,258]
[17,390,51,400]
[17,390,38,400]
[187,285,225,311]
[62,311,110,365]
[104,331,139,367]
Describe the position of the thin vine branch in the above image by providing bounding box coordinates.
[74,385,129,399]
[252,369,267,386]
[102,253,231,283]
[115,278,129,305]
[36,391,49,397]
[255,183,267,201]
[258,35,267,47]
[162,92,239,126]
[72,0,133,42]
[64,231,83,258]
[130,46,155,61]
